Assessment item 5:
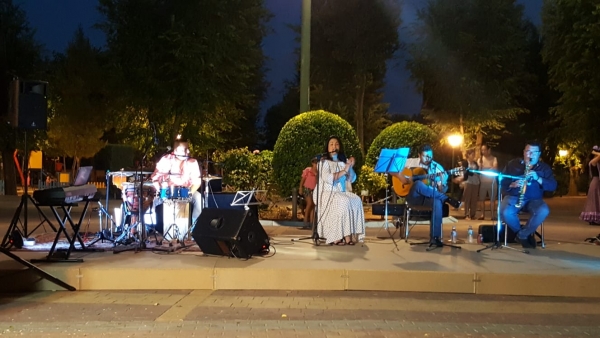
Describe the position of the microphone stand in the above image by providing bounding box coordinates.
[476,170,528,254]
[292,153,325,246]
[114,130,170,253]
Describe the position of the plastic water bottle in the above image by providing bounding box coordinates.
[451,226,458,244]
[467,225,474,244]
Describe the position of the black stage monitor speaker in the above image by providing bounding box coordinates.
[8,80,48,130]
[193,208,269,259]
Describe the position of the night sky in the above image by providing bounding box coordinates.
[17,0,543,117]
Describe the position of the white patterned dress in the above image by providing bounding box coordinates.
[313,159,365,244]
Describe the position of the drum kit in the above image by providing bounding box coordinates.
[98,169,222,247]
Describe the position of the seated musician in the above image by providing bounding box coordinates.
[500,141,557,248]
[314,136,365,245]
[151,139,202,225]
[390,144,461,247]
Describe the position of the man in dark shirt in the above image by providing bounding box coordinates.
[500,141,557,248]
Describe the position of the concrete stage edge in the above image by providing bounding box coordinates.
[2,228,600,298]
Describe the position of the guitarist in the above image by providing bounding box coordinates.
[390,144,461,247]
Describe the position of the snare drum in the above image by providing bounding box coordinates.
[122,182,156,212]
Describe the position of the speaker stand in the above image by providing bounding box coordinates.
[2,131,56,248]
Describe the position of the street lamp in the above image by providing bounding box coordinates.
[559,149,568,157]
[447,134,464,195]
[299,0,311,113]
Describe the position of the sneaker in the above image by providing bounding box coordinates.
[445,197,462,209]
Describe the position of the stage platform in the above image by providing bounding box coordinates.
[1,195,600,297]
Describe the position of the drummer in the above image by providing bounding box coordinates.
[151,138,202,224]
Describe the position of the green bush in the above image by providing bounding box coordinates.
[272,110,362,196]
[365,121,438,166]
[214,148,273,192]
[355,164,388,198]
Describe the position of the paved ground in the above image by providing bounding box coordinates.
[1,290,600,337]
[2,195,600,337]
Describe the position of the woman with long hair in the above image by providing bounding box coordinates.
[313,136,365,245]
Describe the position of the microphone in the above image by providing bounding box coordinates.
[150,122,159,145]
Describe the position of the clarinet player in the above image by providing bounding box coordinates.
[500,141,557,249]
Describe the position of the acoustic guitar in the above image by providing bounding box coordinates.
[392,167,463,197]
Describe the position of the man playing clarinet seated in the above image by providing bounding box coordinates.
[500,141,557,249]
[151,139,202,225]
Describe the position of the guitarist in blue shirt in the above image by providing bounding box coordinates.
[391,144,461,247]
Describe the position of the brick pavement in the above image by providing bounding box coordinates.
[1,290,599,337]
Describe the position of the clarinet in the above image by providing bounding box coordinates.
[514,160,531,209]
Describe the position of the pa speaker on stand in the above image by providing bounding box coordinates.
[192,208,269,259]
[8,80,48,130]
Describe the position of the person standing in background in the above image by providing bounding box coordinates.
[462,149,480,220]
[478,144,498,220]
[299,157,318,229]
[580,146,600,225]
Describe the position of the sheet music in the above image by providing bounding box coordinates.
[374,148,409,173]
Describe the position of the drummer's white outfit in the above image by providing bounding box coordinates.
[151,153,203,223]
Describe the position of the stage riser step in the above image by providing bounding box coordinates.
[3,268,600,298]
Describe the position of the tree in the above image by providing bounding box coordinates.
[542,0,600,151]
[272,110,362,196]
[408,0,535,154]
[365,121,438,166]
[0,0,44,194]
[45,28,110,175]
[97,0,271,154]
[310,0,401,150]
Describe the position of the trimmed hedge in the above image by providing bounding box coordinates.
[365,121,438,166]
[272,110,362,196]
[213,148,273,192]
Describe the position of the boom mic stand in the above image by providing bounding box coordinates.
[114,136,166,253]
[476,171,528,253]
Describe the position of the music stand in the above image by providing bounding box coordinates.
[374,148,408,249]
[230,190,263,209]
[474,170,528,254]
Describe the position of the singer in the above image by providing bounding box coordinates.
[151,138,202,224]
[500,141,557,249]
[390,144,462,247]
[314,136,365,245]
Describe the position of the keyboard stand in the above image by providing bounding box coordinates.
[31,200,96,263]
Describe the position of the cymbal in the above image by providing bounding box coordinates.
[109,170,152,176]
[109,171,133,177]
[203,175,222,181]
